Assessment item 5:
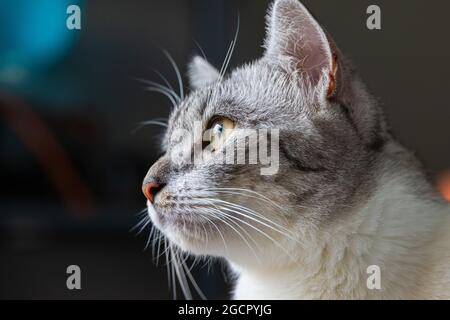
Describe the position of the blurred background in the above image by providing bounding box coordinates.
[0,0,449,299]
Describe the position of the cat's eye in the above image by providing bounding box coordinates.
[205,116,235,151]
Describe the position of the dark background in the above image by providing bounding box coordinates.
[0,0,449,299]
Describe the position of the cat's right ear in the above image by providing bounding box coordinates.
[187,56,220,90]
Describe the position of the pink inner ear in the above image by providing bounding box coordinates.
[265,0,332,85]
[295,24,331,84]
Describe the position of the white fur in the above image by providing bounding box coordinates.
[232,142,450,299]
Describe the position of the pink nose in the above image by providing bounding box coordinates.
[142,181,160,203]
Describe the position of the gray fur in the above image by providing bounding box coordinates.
[149,0,386,234]
[142,0,449,299]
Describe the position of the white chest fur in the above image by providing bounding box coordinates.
[231,168,450,299]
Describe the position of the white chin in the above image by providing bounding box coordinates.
[146,203,230,257]
[163,225,224,256]
[146,201,158,220]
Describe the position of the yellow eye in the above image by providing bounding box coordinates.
[206,117,235,151]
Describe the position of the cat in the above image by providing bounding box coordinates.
[141,0,450,299]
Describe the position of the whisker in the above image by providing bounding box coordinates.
[170,246,177,299]
[135,78,181,103]
[212,205,298,262]
[202,208,262,264]
[219,14,240,81]
[201,213,229,256]
[206,187,288,212]
[218,40,234,81]
[172,249,193,300]
[193,39,208,61]
[155,230,163,266]
[145,87,178,108]
[152,228,162,260]
[164,239,172,290]
[180,257,207,300]
[134,119,168,132]
[136,219,151,235]
[206,198,298,241]
[144,224,156,251]
[162,49,184,101]
[134,208,149,217]
[129,215,149,233]
[151,68,177,95]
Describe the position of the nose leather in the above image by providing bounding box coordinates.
[142,181,160,203]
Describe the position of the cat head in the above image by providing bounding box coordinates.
[143,0,388,267]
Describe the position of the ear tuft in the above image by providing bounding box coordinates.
[187,56,220,90]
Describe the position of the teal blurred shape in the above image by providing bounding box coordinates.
[0,0,81,84]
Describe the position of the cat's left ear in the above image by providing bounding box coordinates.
[187,56,220,90]
[264,0,339,99]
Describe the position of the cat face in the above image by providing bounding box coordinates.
[143,0,387,266]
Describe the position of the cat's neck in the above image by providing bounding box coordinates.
[232,142,449,299]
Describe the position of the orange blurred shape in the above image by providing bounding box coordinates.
[437,170,450,202]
